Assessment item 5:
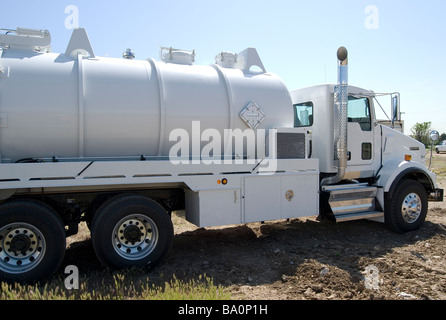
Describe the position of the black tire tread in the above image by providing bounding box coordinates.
[0,200,66,283]
[90,194,173,270]
[385,179,428,233]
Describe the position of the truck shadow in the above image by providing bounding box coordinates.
[161,218,446,288]
[60,215,446,295]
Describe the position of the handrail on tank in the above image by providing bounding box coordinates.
[0,28,16,34]
[0,27,51,52]
[0,27,49,37]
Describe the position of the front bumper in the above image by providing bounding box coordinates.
[429,188,444,202]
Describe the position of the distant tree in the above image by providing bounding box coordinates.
[410,122,431,146]
[440,133,446,143]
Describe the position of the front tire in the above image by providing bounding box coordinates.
[385,179,428,233]
[91,194,173,270]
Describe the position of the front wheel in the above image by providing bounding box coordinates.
[385,179,428,233]
[91,194,173,270]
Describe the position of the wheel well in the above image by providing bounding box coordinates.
[84,188,185,218]
[80,188,185,225]
[5,188,185,236]
[387,168,434,199]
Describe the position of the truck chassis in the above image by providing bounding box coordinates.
[0,158,321,281]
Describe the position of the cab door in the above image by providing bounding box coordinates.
[346,96,380,177]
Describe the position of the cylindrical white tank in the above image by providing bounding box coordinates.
[0,42,293,163]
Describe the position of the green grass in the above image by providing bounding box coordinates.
[0,273,232,300]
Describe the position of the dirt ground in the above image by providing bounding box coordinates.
[64,154,446,300]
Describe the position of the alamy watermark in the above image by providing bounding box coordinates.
[64,265,79,289]
[363,264,382,290]
[65,4,379,31]
[65,5,79,30]
[365,5,379,30]
[169,121,278,173]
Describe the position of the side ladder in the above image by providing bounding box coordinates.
[322,183,384,222]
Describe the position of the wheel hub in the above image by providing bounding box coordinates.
[123,224,143,244]
[9,234,32,255]
[0,223,45,273]
[112,215,158,260]
[402,193,422,223]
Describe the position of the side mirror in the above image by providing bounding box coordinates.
[430,130,439,142]
[391,93,400,128]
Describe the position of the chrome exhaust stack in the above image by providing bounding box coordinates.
[322,46,349,185]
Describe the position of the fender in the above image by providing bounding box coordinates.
[376,160,437,197]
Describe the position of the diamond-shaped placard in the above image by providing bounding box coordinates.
[240,100,266,129]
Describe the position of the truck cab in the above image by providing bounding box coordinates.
[291,84,425,180]
[290,84,443,228]
[291,84,382,178]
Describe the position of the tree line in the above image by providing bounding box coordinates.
[410,122,445,146]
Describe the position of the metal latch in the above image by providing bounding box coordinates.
[0,66,9,78]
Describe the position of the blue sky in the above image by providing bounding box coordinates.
[2,0,446,135]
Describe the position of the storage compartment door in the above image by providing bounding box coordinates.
[243,176,282,223]
[243,173,319,223]
[185,189,241,227]
[280,174,319,219]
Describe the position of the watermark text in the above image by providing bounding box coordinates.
[65,5,79,30]
[64,265,79,289]
[169,121,278,173]
[365,5,379,30]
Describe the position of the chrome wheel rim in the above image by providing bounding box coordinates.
[401,193,422,223]
[0,222,46,274]
[112,214,159,260]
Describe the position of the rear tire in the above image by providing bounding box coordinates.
[0,200,66,283]
[91,194,173,270]
[385,179,428,233]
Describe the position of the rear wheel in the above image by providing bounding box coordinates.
[0,200,66,283]
[385,179,428,233]
[91,194,173,270]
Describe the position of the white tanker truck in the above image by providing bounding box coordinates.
[0,27,443,283]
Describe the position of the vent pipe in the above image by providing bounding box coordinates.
[322,46,349,185]
[123,48,135,59]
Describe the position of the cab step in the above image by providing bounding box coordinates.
[322,183,383,222]
[333,210,384,223]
